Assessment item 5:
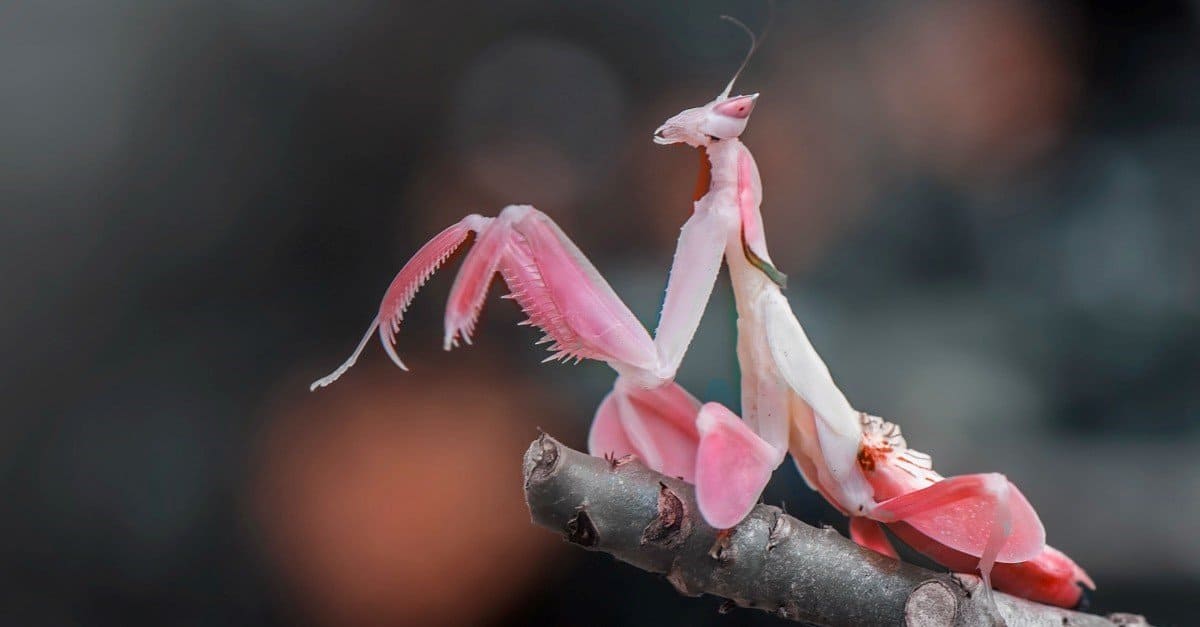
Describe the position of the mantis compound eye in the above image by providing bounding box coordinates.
[713,94,758,119]
[704,94,758,140]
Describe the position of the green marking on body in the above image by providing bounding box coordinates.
[741,234,787,289]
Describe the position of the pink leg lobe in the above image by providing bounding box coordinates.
[694,402,778,529]
[588,378,701,481]
[870,473,1046,595]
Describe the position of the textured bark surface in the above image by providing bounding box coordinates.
[523,434,1150,627]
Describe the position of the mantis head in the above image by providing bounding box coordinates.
[653,93,759,147]
[652,13,766,148]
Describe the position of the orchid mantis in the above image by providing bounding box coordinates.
[631,26,1094,608]
[311,20,1093,609]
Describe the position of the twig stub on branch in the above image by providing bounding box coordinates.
[522,434,1148,627]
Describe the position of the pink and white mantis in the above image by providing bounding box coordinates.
[311,25,1093,609]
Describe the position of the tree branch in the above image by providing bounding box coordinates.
[522,434,1150,627]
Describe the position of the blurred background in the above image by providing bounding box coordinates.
[2,0,1198,624]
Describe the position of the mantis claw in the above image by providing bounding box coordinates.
[311,218,477,389]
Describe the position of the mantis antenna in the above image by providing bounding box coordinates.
[718,1,774,100]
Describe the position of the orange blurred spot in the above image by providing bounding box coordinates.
[252,359,567,626]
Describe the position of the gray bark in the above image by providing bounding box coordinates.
[522,434,1150,627]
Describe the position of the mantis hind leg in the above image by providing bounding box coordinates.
[869,473,1047,600]
[694,402,780,529]
[588,377,702,481]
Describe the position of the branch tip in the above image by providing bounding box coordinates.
[523,432,561,488]
[904,580,960,627]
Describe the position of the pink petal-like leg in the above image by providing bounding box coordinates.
[588,377,701,481]
[310,215,491,390]
[587,390,637,463]
[439,205,703,377]
[452,203,731,382]
[849,518,899,559]
[887,522,1094,608]
[502,207,659,370]
[314,204,677,388]
[694,402,778,529]
[870,473,1046,596]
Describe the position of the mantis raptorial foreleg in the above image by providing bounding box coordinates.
[310,199,748,523]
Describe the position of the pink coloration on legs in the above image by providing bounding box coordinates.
[443,216,510,349]
[310,216,487,390]
[444,207,659,373]
[314,205,675,391]
[377,217,492,368]
[870,472,1046,595]
[694,402,778,529]
[588,392,638,464]
[854,416,1086,607]
[588,378,701,481]
[506,209,657,370]
[849,518,899,559]
[887,522,1094,608]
